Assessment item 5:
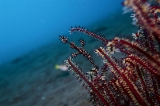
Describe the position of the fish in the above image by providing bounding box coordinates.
[55,64,68,71]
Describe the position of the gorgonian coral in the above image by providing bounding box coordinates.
[59,0,160,106]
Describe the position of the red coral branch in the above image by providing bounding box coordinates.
[59,0,160,106]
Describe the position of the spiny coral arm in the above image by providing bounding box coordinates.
[65,57,110,106]
[123,0,160,41]
[95,47,149,106]
[125,63,155,105]
[60,36,98,69]
[152,76,160,103]
[111,78,146,105]
[133,67,160,105]
[134,67,155,105]
[69,26,108,43]
[97,78,119,106]
[111,78,141,105]
[112,37,160,69]
[124,54,160,76]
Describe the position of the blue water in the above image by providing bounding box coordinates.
[0,0,123,64]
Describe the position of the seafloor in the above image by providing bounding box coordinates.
[0,12,137,106]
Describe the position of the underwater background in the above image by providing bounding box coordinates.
[0,0,137,106]
[0,0,123,64]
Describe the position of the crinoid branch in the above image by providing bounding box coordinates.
[123,0,160,41]
[69,26,108,43]
[59,0,160,106]
[59,35,99,70]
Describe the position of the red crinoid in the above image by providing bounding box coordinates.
[59,0,160,106]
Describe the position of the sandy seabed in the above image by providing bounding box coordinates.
[0,12,137,106]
